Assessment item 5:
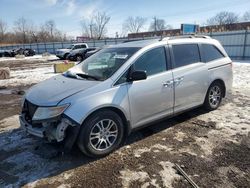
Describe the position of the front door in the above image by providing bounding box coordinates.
[127,46,174,128]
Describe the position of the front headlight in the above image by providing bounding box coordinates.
[32,104,70,121]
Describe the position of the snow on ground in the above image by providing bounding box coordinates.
[0,66,57,87]
[0,55,58,62]
[232,61,250,90]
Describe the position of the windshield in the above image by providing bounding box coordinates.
[65,47,140,81]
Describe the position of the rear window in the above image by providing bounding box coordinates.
[172,44,200,68]
[201,44,225,62]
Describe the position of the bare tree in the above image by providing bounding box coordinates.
[37,20,64,42]
[148,17,172,31]
[242,11,250,21]
[0,18,66,44]
[93,12,110,39]
[206,11,239,25]
[0,19,7,42]
[80,17,94,38]
[28,24,39,43]
[44,20,56,39]
[14,17,34,43]
[123,16,147,34]
[80,11,110,39]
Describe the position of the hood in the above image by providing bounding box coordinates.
[70,48,86,55]
[25,74,100,106]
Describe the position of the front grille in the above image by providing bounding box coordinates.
[22,100,38,123]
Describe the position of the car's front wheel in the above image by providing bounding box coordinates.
[77,110,124,157]
[204,82,224,110]
[63,53,69,60]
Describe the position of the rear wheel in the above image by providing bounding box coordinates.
[77,110,124,157]
[204,82,224,110]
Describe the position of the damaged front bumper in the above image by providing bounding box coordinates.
[19,114,79,142]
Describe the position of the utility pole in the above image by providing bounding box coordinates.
[153,16,157,32]
[89,24,93,39]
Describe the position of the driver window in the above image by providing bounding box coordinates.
[133,47,167,76]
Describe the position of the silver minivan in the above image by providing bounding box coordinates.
[20,35,233,157]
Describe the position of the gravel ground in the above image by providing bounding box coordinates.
[0,57,249,188]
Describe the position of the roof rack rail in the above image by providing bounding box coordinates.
[160,34,211,41]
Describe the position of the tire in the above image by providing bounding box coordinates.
[204,82,224,111]
[24,50,29,57]
[3,52,10,57]
[77,110,124,157]
[76,54,83,62]
[63,53,69,60]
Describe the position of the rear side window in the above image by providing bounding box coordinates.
[172,44,200,68]
[201,44,225,62]
[133,47,167,76]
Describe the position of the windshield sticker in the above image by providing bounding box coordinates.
[113,54,128,59]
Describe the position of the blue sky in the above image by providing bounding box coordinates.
[0,0,250,38]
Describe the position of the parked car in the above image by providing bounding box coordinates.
[56,43,88,60]
[20,35,232,157]
[84,47,102,59]
[0,50,12,57]
[23,48,36,56]
[1,48,36,57]
[66,47,97,61]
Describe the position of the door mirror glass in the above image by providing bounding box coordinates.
[130,70,147,81]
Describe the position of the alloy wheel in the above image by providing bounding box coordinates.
[209,85,221,108]
[89,119,118,151]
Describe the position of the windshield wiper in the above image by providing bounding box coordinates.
[63,71,77,78]
[76,73,101,81]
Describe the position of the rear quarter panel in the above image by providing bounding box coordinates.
[206,57,233,95]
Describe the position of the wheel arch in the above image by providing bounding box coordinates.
[80,106,131,139]
[63,52,70,59]
[208,79,226,98]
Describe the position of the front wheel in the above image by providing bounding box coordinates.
[63,53,69,60]
[204,82,224,110]
[76,54,83,62]
[77,110,124,157]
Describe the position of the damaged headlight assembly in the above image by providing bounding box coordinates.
[32,104,70,121]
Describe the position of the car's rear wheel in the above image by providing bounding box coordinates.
[77,110,124,157]
[204,82,224,110]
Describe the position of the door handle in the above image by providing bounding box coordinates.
[163,80,174,87]
[174,77,184,85]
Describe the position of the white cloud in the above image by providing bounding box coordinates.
[45,0,58,6]
[66,0,77,15]
[77,1,104,19]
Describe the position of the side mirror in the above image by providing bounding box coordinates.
[130,70,147,81]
